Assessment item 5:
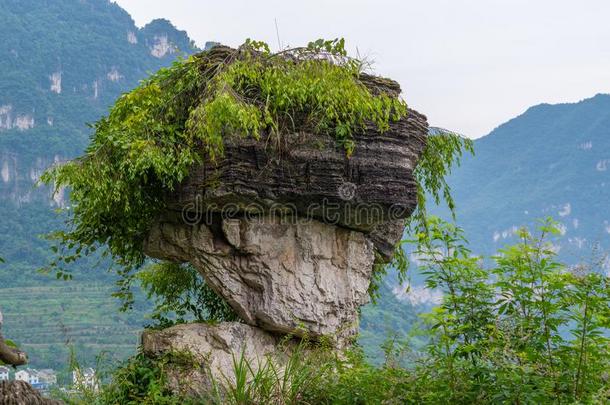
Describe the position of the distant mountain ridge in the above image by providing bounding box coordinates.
[448,93,610,256]
[0,0,197,368]
[390,93,610,310]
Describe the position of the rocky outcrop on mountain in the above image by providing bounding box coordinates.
[141,71,428,392]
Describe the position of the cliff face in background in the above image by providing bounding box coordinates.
[0,0,198,368]
[0,0,195,180]
[0,2,197,212]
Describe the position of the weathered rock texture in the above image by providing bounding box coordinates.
[142,323,288,397]
[0,381,62,405]
[142,62,429,394]
[144,215,374,339]
[168,108,427,262]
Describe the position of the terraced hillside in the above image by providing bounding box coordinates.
[1,285,143,369]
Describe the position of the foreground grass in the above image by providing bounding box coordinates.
[57,346,421,405]
[57,344,610,405]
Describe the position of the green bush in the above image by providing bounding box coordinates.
[138,262,238,328]
[402,216,610,403]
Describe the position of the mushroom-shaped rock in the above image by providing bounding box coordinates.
[41,42,430,398]
[144,71,428,340]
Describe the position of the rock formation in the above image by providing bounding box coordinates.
[166,103,428,262]
[144,216,374,340]
[141,70,428,392]
[0,381,62,405]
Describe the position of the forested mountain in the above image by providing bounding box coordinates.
[0,0,195,158]
[393,94,610,310]
[448,94,610,258]
[0,0,197,368]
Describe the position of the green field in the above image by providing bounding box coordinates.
[1,283,146,370]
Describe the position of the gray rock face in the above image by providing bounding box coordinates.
[140,58,429,395]
[167,108,427,262]
[144,215,374,340]
[142,323,286,397]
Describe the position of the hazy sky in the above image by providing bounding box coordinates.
[114,0,610,138]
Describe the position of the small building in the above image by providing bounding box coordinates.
[15,368,40,385]
[0,366,9,381]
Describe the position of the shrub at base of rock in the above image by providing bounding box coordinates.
[0,381,62,405]
[141,322,296,398]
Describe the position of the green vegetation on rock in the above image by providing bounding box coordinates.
[42,39,408,281]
